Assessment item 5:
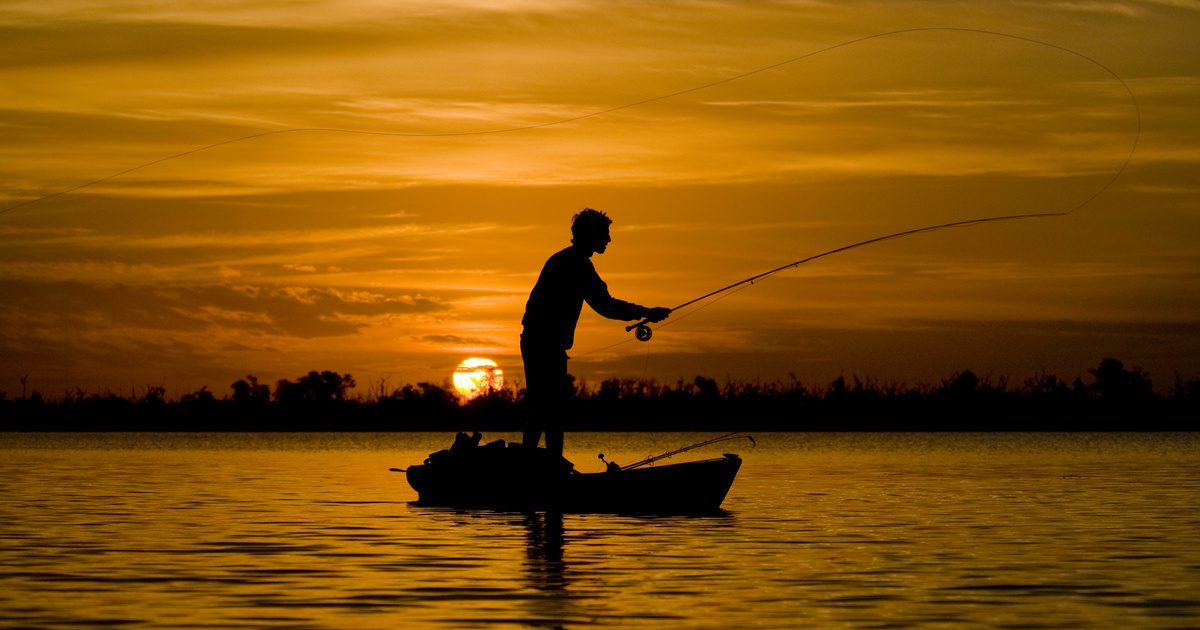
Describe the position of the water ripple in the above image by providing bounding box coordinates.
[1,432,1198,628]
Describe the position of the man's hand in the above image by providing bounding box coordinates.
[643,306,671,323]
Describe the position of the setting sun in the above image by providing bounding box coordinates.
[452,358,504,400]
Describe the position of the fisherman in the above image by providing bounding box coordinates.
[521,208,670,458]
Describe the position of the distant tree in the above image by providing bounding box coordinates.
[1169,375,1200,402]
[823,374,882,402]
[179,386,216,406]
[941,370,979,397]
[314,370,356,401]
[231,375,270,405]
[62,387,87,405]
[694,376,720,400]
[387,381,458,408]
[826,375,848,399]
[273,370,356,405]
[1167,375,1200,425]
[140,385,167,406]
[1087,358,1153,403]
[595,378,624,402]
[414,381,458,407]
[1022,372,1074,399]
[463,381,517,422]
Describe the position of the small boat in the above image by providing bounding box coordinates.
[399,433,745,514]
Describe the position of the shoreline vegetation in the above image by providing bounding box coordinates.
[2,358,1197,431]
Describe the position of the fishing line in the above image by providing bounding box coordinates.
[619,34,1142,343]
[641,337,653,380]
[0,27,1137,218]
[574,281,759,358]
[622,211,1133,342]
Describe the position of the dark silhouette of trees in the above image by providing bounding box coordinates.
[1,358,1196,431]
[1087,358,1153,403]
[230,375,270,406]
[694,376,720,400]
[140,385,167,407]
[1171,375,1200,402]
[179,386,214,405]
[273,370,356,406]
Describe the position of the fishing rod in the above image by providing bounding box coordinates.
[624,35,1142,343]
[625,211,1094,342]
[619,431,755,471]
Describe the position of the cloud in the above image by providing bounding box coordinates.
[0,279,448,338]
[1037,1,1145,17]
[1033,0,1200,16]
[117,223,517,249]
[420,334,500,346]
[0,0,596,28]
[890,318,1200,337]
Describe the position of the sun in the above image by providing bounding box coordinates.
[452,357,504,399]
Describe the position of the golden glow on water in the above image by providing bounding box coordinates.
[2,433,1199,628]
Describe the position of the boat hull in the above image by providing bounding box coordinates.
[406,451,742,514]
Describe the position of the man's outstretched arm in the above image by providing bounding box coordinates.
[583,275,670,323]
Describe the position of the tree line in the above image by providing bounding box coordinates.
[2,359,1197,431]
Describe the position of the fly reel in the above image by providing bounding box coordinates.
[625,320,654,342]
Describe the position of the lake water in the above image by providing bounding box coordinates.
[1,432,1198,628]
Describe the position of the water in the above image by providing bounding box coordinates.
[2,432,1198,628]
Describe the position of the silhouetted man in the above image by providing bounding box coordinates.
[521,208,670,458]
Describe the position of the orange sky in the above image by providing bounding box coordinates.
[2,1,1198,398]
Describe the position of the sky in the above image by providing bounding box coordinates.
[1,0,1198,399]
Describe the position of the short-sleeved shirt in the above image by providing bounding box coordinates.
[521,245,642,351]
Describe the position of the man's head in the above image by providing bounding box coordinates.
[571,208,612,254]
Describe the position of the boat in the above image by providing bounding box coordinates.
[399,433,744,513]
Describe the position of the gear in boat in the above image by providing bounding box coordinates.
[399,432,747,514]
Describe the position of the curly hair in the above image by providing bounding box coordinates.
[571,208,612,244]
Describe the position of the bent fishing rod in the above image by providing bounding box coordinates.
[623,40,1141,343]
[625,210,1087,342]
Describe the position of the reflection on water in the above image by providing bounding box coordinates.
[522,510,568,626]
[524,510,565,587]
[1,432,1198,628]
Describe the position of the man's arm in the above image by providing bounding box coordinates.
[582,262,670,322]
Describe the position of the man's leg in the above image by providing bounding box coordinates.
[521,338,568,454]
[522,426,543,449]
[521,338,552,449]
[543,353,569,458]
[545,428,564,459]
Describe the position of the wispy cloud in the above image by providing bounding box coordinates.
[420,333,501,347]
[0,222,521,250]
[0,279,448,338]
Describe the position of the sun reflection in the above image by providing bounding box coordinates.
[452,357,504,399]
